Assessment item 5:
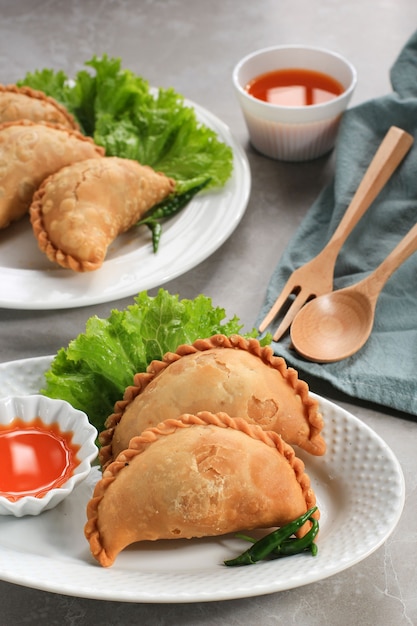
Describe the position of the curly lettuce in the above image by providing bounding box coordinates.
[41,289,268,433]
[18,54,233,192]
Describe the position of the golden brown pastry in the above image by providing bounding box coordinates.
[99,334,325,468]
[86,411,318,567]
[0,120,104,229]
[30,156,176,272]
[0,84,79,129]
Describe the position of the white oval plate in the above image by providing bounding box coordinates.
[0,356,405,603]
[0,102,250,310]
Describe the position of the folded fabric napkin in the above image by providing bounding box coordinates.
[256,30,417,417]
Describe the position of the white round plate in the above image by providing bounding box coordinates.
[0,356,405,603]
[0,102,250,310]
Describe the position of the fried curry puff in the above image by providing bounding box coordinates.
[0,120,104,229]
[0,84,79,129]
[99,334,325,468]
[86,411,318,567]
[30,156,176,272]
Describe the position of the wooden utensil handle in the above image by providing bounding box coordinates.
[327,126,414,255]
[359,221,417,301]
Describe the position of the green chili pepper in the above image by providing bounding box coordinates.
[236,517,319,557]
[273,517,319,557]
[136,177,212,252]
[143,221,162,253]
[224,506,318,567]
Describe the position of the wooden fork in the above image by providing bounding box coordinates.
[258,126,414,341]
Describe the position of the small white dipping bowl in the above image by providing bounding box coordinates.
[233,45,357,161]
[0,394,97,517]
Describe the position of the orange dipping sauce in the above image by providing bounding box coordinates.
[0,417,80,501]
[246,68,344,107]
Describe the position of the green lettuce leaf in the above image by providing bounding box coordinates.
[15,68,72,103]
[18,54,233,190]
[41,289,267,433]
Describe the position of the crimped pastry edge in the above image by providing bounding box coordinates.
[29,156,175,272]
[0,83,80,130]
[30,171,103,272]
[99,333,325,468]
[86,410,318,567]
[0,119,105,231]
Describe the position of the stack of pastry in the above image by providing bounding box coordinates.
[0,84,175,270]
[85,334,325,567]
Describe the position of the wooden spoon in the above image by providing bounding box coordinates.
[290,221,417,362]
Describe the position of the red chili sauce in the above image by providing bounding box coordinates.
[246,68,344,107]
[0,417,80,501]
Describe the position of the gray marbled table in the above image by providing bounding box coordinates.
[0,1,416,624]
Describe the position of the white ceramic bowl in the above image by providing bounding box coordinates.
[233,45,357,161]
[0,394,97,516]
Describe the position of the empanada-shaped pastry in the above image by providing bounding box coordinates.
[99,334,325,468]
[0,120,104,229]
[86,411,318,567]
[30,156,176,272]
[0,84,79,129]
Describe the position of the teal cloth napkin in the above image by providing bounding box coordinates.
[256,31,417,416]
